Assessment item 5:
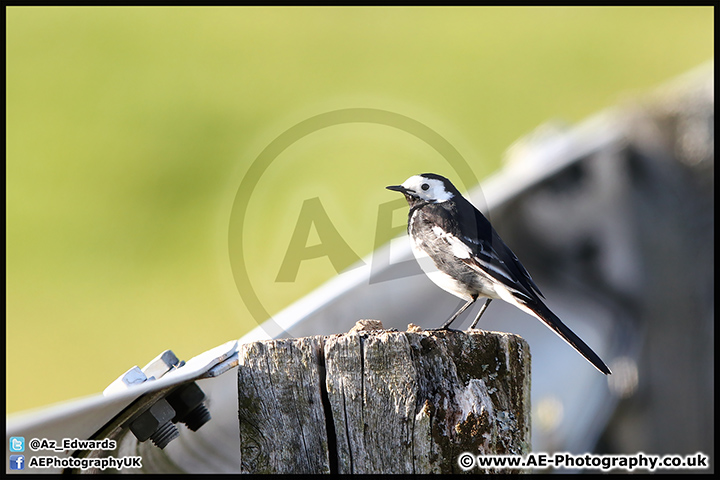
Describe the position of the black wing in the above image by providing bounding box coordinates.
[448,199,545,302]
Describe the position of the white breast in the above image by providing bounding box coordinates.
[409,230,475,302]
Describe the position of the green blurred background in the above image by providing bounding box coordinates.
[6,7,713,414]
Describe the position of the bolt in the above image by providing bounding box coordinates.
[167,382,212,432]
[116,349,211,448]
[149,420,180,450]
[142,350,184,380]
[129,398,179,449]
[103,366,148,396]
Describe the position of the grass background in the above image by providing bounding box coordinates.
[6,6,713,414]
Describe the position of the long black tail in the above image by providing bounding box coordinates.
[529,301,612,375]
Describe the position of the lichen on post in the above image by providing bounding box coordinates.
[237,322,531,474]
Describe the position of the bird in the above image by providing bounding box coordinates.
[386,173,611,375]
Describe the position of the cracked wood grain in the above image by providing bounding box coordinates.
[238,325,531,474]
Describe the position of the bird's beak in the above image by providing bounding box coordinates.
[386,185,407,193]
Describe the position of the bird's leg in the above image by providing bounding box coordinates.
[468,298,492,330]
[440,296,477,329]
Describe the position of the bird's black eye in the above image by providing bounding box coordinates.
[421,183,430,191]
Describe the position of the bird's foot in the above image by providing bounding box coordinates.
[426,327,463,333]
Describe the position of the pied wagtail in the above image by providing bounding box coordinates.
[387,173,611,375]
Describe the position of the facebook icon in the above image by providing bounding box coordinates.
[9,455,25,470]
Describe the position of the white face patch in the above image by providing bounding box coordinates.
[401,175,454,203]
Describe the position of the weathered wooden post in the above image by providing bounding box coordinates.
[237,321,531,474]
